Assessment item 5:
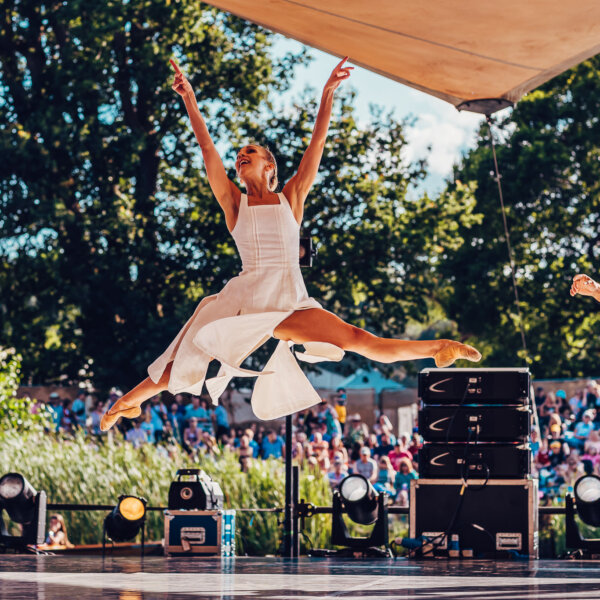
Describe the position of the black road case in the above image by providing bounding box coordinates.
[419,406,531,442]
[419,442,531,479]
[409,478,538,558]
[419,368,530,405]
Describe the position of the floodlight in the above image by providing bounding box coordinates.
[104,495,147,543]
[338,475,379,525]
[0,473,46,550]
[566,474,600,556]
[574,475,600,527]
[329,475,389,555]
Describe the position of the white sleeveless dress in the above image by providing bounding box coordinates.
[147,192,344,420]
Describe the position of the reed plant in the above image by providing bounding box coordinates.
[0,347,407,554]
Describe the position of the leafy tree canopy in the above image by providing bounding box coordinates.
[1,0,477,391]
[438,56,600,378]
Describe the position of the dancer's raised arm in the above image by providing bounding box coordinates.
[283,57,353,221]
[170,60,241,228]
[571,273,600,302]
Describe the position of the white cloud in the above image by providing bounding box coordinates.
[405,111,483,177]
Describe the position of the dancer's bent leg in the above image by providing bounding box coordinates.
[274,308,481,366]
[100,362,173,431]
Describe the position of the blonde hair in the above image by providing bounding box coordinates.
[398,457,414,473]
[239,143,278,192]
[262,146,278,192]
[49,514,74,548]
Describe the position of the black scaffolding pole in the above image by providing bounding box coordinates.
[283,413,293,557]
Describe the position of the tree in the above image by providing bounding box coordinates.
[437,56,600,378]
[1,1,479,391]
[0,0,302,389]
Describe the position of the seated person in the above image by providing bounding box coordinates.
[38,514,73,549]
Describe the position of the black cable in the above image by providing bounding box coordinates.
[444,378,475,446]
[486,115,528,361]
[411,378,476,558]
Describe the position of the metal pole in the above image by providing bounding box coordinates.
[284,414,293,557]
[292,464,300,557]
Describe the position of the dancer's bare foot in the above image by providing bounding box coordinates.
[571,274,600,301]
[433,340,482,368]
[100,405,142,431]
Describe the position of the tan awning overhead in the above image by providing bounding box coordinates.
[205,0,600,113]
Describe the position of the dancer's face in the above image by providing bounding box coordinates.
[236,145,275,189]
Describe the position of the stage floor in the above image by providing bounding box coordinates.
[0,556,599,599]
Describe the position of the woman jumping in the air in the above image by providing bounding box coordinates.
[101,57,481,431]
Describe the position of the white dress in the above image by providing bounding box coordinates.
[147,192,344,420]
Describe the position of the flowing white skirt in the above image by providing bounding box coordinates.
[147,268,344,420]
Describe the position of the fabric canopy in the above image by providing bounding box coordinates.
[205,0,600,113]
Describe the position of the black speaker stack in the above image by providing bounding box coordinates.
[411,368,539,558]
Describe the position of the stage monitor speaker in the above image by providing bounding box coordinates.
[418,443,531,479]
[419,368,530,405]
[409,478,538,558]
[419,406,531,442]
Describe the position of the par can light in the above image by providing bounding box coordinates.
[0,472,46,550]
[338,474,378,525]
[0,473,38,524]
[574,474,600,527]
[104,495,147,543]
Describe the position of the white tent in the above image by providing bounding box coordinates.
[205,0,600,112]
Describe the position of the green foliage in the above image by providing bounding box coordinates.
[0,347,52,431]
[438,56,600,377]
[0,1,480,390]
[0,428,337,553]
[225,96,481,375]
[0,0,305,390]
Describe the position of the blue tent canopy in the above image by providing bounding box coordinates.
[339,369,405,394]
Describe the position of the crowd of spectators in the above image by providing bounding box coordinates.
[33,387,422,506]
[33,378,600,504]
[533,382,600,498]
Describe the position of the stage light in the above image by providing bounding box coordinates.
[0,473,38,524]
[104,495,147,543]
[574,474,600,527]
[324,474,389,556]
[565,474,600,556]
[0,473,46,550]
[338,475,379,525]
[168,469,224,511]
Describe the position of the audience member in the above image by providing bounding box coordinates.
[261,429,285,459]
[354,447,378,483]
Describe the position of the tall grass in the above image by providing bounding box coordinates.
[0,347,408,554]
[0,429,339,553]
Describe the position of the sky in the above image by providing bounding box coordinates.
[272,36,487,195]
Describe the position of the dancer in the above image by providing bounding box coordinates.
[571,274,600,302]
[101,57,480,431]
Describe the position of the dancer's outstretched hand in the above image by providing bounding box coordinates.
[324,56,353,93]
[570,273,600,299]
[170,59,194,98]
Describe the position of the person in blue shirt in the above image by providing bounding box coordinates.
[214,403,230,441]
[261,429,285,459]
[149,396,167,442]
[48,393,63,432]
[185,395,209,429]
[71,392,87,426]
[140,410,156,444]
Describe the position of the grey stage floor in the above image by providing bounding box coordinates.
[0,556,599,599]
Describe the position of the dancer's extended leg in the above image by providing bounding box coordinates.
[274,308,481,366]
[99,363,173,431]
